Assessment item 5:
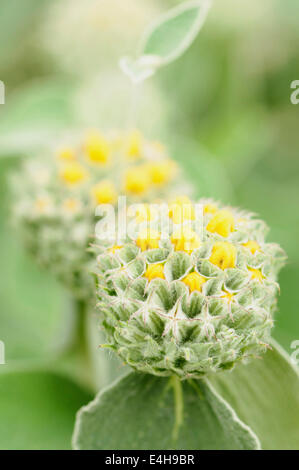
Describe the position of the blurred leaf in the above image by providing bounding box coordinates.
[73,372,259,450]
[120,0,212,83]
[0,368,92,450]
[210,340,299,450]
[0,0,48,67]
[0,79,79,157]
[169,136,233,202]
[142,0,212,65]
[0,158,73,362]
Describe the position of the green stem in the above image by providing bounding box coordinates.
[61,298,96,393]
[171,375,184,447]
[127,82,142,130]
[72,299,90,360]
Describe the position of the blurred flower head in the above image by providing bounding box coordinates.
[11,129,187,299]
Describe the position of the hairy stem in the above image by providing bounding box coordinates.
[171,375,184,447]
[60,298,96,393]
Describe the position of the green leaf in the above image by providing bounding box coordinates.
[210,340,299,450]
[0,368,92,450]
[120,0,212,83]
[0,221,73,362]
[0,79,78,157]
[142,0,212,65]
[73,372,260,450]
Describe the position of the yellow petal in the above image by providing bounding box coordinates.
[171,227,200,254]
[210,242,236,269]
[134,204,158,223]
[124,166,150,194]
[206,209,235,237]
[169,196,195,224]
[144,263,165,281]
[91,180,117,205]
[248,268,264,282]
[125,130,143,160]
[182,272,206,292]
[147,160,176,185]
[62,198,80,212]
[136,228,161,251]
[243,240,260,254]
[85,131,110,164]
[57,147,76,161]
[60,162,88,185]
[204,203,218,214]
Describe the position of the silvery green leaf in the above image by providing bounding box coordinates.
[141,0,212,66]
[0,369,91,450]
[119,56,158,85]
[120,0,212,83]
[210,340,299,450]
[73,372,260,450]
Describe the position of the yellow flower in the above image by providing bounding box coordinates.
[210,242,236,269]
[243,240,260,254]
[91,180,117,205]
[60,162,88,185]
[136,228,161,251]
[34,197,51,214]
[169,196,195,224]
[147,160,176,185]
[85,131,110,164]
[204,203,218,214]
[62,198,80,213]
[125,130,143,160]
[124,166,150,194]
[171,226,200,254]
[248,268,264,282]
[206,209,235,237]
[182,272,206,292]
[133,204,158,223]
[144,263,165,281]
[57,147,76,161]
[109,245,123,254]
[221,290,235,303]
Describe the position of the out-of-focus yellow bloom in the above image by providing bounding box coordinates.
[243,240,260,254]
[169,196,195,224]
[109,245,123,254]
[204,203,218,214]
[60,162,88,185]
[144,263,165,281]
[136,228,161,251]
[85,131,110,164]
[124,166,150,194]
[183,272,206,292]
[248,268,264,282]
[147,160,176,185]
[133,203,158,223]
[57,147,76,161]
[34,197,52,214]
[171,226,200,254]
[222,290,235,303]
[62,198,81,213]
[125,130,143,160]
[206,209,235,237]
[91,180,117,205]
[210,242,236,269]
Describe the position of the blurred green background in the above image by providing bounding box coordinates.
[0,0,298,449]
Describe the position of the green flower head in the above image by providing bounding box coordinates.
[95,197,286,378]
